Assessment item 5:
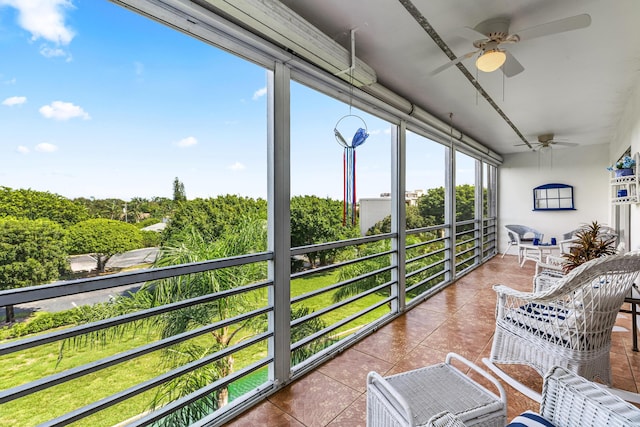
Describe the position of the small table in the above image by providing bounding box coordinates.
[519,243,559,267]
[367,353,506,426]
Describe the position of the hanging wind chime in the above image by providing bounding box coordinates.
[334,29,369,226]
[335,117,368,226]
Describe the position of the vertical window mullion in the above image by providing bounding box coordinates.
[268,62,291,385]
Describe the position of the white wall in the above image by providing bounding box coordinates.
[498,143,610,256]
[610,79,640,251]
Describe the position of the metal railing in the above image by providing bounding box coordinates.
[0,222,495,426]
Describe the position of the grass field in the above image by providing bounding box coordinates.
[1,268,390,426]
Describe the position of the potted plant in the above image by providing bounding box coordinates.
[562,221,617,273]
[607,155,636,177]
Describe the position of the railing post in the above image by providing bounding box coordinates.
[391,121,406,313]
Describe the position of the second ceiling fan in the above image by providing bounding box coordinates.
[431,13,591,77]
[516,134,578,151]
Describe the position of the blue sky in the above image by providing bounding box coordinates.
[0,0,472,201]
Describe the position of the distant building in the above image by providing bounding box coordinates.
[359,190,425,235]
[378,189,424,206]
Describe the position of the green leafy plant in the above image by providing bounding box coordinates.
[562,221,617,273]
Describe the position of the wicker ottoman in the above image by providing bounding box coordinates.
[366,353,506,427]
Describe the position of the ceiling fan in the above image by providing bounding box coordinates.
[431,14,591,77]
[516,134,578,151]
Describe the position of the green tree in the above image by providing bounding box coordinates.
[66,219,143,272]
[0,217,70,322]
[290,195,359,268]
[0,186,88,226]
[164,195,267,243]
[173,177,187,202]
[366,205,427,235]
[416,184,478,225]
[146,218,267,421]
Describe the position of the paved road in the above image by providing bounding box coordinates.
[15,247,159,314]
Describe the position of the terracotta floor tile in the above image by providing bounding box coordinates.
[318,349,394,392]
[224,400,305,427]
[267,371,361,427]
[227,256,640,426]
[326,393,367,427]
[352,328,423,364]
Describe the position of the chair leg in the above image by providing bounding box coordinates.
[502,242,512,258]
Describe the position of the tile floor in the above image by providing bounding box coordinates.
[225,255,640,426]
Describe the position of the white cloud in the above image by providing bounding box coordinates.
[229,162,246,171]
[4,77,17,85]
[35,142,58,152]
[39,45,71,61]
[2,96,26,106]
[39,101,90,120]
[16,145,29,154]
[176,136,197,148]
[252,86,267,100]
[0,0,75,45]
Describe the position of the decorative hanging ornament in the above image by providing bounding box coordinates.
[334,114,369,226]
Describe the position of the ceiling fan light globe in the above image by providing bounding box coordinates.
[476,49,506,72]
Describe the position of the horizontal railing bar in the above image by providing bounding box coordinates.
[454,228,479,237]
[406,259,446,279]
[406,247,446,265]
[406,224,448,236]
[40,334,273,427]
[289,233,393,257]
[128,358,272,427]
[455,245,477,257]
[406,269,446,291]
[292,265,393,304]
[406,236,445,250]
[405,261,444,280]
[455,219,478,227]
[291,295,393,351]
[291,248,393,280]
[455,257,475,269]
[0,280,272,355]
[0,252,272,306]
[291,280,392,328]
[0,307,272,404]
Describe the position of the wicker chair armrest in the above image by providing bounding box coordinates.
[367,371,414,424]
[445,353,507,405]
[493,284,537,300]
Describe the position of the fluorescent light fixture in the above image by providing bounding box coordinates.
[201,0,377,87]
[476,49,506,72]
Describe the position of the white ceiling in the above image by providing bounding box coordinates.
[274,0,640,155]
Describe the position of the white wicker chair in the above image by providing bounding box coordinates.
[501,225,544,264]
[423,366,640,426]
[485,254,640,401]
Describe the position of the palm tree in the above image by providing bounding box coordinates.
[144,217,268,424]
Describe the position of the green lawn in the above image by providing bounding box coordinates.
[1,269,389,426]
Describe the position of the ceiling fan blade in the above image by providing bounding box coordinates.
[551,141,578,147]
[501,51,524,77]
[513,14,591,42]
[455,26,488,43]
[429,50,478,76]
